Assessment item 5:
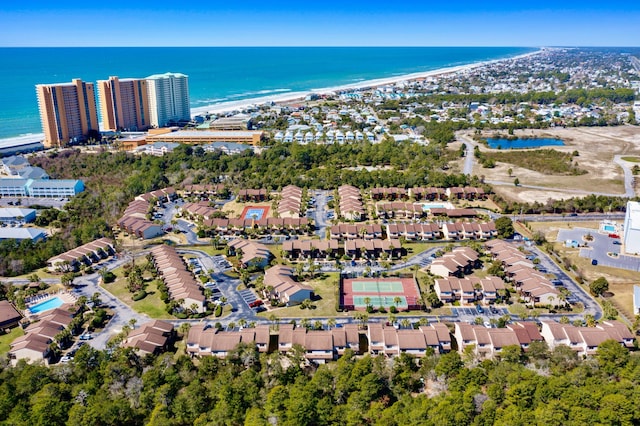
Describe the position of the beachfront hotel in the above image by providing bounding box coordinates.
[145,72,191,128]
[97,76,151,132]
[36,79,99,148]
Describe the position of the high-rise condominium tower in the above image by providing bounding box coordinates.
[36,79,99,148]
[145,72,191,128]
[97,76,150,131]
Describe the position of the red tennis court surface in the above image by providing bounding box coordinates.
[340,276,422,311]
[240,205,270,220]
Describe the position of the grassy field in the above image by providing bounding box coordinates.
[101,267,175,319]
[0,327,24,355]
[260,272,339,318]
[621,156,640,162]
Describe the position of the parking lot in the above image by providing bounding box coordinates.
[0,196,70,209]
[210,255,231,272]
[558,228,640,272]
[453,306,510,317]
[238,288,259,306]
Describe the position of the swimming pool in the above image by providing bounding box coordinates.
[421,202,452,211]
[28,297,64,314]
[603,225,615,232]
[241,205,270,220]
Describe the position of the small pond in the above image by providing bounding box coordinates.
[486,138,565,149]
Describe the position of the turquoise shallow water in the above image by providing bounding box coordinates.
[486,137,565,149]
[0,47,534,140]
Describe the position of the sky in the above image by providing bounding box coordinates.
[1,1,639,47]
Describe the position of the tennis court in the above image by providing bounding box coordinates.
[351,280,404,293]
[341,277,421,311]
[352,295,408,309]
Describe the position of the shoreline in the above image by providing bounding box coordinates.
[190,48,544,116]
[0,48,543,146]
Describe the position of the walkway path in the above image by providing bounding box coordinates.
[613,155,637,197]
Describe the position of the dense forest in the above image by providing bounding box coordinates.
[1,340,639,425]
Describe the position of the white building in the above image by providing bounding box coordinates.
[623,201,640,255]
[146,72,191,128]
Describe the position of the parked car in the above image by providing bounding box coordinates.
[476,304,484,314]
[79,334,93,340]
[249,300,264,308]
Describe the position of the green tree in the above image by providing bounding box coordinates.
[494,216,514,239]
[589,276,609,296]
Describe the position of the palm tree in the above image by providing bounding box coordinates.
[129,318,137,329]
[387,313,397,326]
[269,313,279,331]
[179,322,191,336]
[238,318,247,329]
[400,319,411,329]
[585,314,596,327]
[327,318,337,329]
[190,303,199,315]
[393,296,402,310]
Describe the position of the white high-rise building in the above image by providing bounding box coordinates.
[145,72,191,128]
[623,201,640,255]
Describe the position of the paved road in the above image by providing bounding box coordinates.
[72,255,151,349]
[613,155,637,197]
[460,135,477,175]
[311,190,330,239]
[527,244,602,320]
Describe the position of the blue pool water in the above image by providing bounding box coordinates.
[486,138,565,149]
[422,203,447,211]
[603,225,615,232]
[28,297,64,314]
[245,208,266,220]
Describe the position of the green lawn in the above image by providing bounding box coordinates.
[101,267,175,319]
[0,327,24,355]
[182,245,227,257]
[402,241,440,260]
[260,272,339,318]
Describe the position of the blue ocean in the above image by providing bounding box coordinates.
[0,47,534,140]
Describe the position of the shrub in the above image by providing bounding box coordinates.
[132,290,147,301]
[214,305,223,317]
[390,305,398,314]
[102,271,116,283]
[378,306,387,313]
[176,312,188,319]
